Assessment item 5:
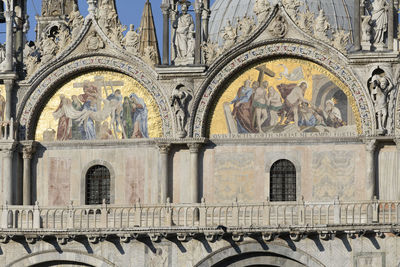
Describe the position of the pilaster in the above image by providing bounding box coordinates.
[4,79,13,121]
[0,141,17,205]
[161,4,170,65]
[194,0,202,65]
[188,143,202,203]
[4,10,14,72]
[157,144,171,203]
[21,141,36,205]
[364,139,377,200]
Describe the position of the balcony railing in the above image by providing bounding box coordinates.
[1,198,398,233]
[0,119,15,140]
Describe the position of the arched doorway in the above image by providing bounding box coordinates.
[195,242,325,267]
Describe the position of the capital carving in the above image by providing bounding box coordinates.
[188,143,202,153]
[22,146,35,159]
[158,144,171,154]
[364,139,377,152]
[394,139,400,150]
[0,142,16,157]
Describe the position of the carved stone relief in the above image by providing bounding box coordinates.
[282,0,301,19]
[313,9,330,42]
[268,14,288,38]
[86,31,105,51]
[237,16,256,42]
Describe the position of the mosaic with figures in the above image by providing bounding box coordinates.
[35,71,162,141]
[210,58,360,135]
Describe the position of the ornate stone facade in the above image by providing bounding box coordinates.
[0,0,400,266]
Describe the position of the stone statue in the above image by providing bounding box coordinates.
[68,2,84,39]
[368,68,394,134]
[86,32,105,51]
[171,85,188,138]
[361,16,372,43]
[313,9,330,42]
[253,0,271,23]
[42,0,63,16]
[173,1,195,65]
[40,35,57,63]
[123,25,140,54]
[371,0,388,48]
[97,0,118,32]
[221,20,237,51]
[56,24,71,50]
[23,15,30,34]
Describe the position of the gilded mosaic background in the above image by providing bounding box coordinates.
[210,58,360,135]
[35,71,162,141]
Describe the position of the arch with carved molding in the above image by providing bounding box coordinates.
[190,41,375,138]
[194,241,325,267]
[8,250,115,267]
[18,56,173,140]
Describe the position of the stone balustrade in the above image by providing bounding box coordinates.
[0,198,396,229]
[0,198,398,243]
[0,119,15,140]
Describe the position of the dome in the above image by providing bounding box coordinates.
[209,0,355,45]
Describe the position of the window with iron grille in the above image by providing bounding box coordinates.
[270,160,296,202]
[85,165,111,205]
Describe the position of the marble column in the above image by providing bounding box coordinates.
[158,144,170,203]
[1,144,15,205]
[22,142,35,205]
[202,0,210,42]
[161,4,170,65]
[4,80,13,121]
[365,139,377,200]
[4,10,14,72]
[353,0,361,51]
[194,0,202,65]
[87,0,98,14]
[388,0,394,50]
[188,143,201,203]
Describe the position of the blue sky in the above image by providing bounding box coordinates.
[0,0,216,45]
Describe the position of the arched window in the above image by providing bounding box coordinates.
[270,160,296,201]
[85,165,111,205]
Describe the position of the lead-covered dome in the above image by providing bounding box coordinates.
[209,0,355,45]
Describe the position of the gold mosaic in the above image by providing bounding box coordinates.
[210,58,361,135]
[35,70,163,141]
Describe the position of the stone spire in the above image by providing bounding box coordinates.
[139,0,161,66]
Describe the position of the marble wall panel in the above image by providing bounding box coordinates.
[311,150,355,201]
[48,157,71,206]
[378,146,399,201]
